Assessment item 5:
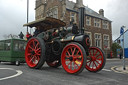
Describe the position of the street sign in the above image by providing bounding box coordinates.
[120,27,124,35]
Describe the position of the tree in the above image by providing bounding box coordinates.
[112,43,122,57]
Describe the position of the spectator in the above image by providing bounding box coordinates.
[72,23,79,34]
[18,32,24,39]
[26,32,32,40]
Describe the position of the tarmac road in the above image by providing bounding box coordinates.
[0,59,128,85]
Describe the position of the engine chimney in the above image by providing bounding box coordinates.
[79,7,85,34]
[76,0,84,8]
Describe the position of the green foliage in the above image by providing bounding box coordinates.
[112,43,122,57]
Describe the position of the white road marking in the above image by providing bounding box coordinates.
[0,68,23,81]
[111,66,128,74]
[102,69,112,72]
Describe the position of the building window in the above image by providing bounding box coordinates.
[95,33,102,48]
[85,32,92,46]
[103,20,109,29]
[86,16,91,26]
[94,18,101,28]
[103,34,110,49]
[46,6,58,19]
[70,12,76,24]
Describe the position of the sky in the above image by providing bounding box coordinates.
[0,0,128,40]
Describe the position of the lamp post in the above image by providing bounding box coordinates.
[120,26,126,70]
[27,0,29,33]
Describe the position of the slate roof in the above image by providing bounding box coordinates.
[66,0,111,21]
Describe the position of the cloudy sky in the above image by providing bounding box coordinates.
[0,0,128,40]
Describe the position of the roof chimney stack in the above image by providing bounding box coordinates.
[99,9,104,17]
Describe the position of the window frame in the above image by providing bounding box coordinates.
[103,34,110,49]
[86,16,91,26]
[94,33,102,48]
[102,20,109,29]
[70,12,77,23]
[94,18,101,28]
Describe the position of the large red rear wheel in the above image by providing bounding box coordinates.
[85,47,106,72]
[61,42,86,74]
[25,37,45,69]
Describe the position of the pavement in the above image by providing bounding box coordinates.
[108,58,128,74]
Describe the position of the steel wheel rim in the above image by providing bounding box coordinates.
[86,47,104,71]
[61,44,84,74]
[25,38,41,68]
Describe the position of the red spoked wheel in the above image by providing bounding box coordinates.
[25,37,45,69]
[85,47,106,72]
[46,59,61,68]
[61,42,86,74]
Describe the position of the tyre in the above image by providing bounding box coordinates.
[25,37,46,69]
[61,42,86,74]
[85,47,106,72]
[15,60,20,66]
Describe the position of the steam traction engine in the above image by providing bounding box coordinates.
[24,7,106,74]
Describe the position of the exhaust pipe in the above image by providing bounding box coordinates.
[79,7,85,34]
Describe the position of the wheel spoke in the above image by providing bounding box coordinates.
[65,55,70,58]
[27,53,31,56]
[76,58,82,62]
[86,60,91,64]
[74,61,79,67]
[72,48,76,55]
[29,56,35,62]
[67,51,71,56]
[94,50,98,56]
[93,49,95,56]
[36,52,41,56]
[36,48,41,51]
[76,50,80,55]
[96,54,101,59]
[93,61,98,68]
[28,45,34,51]
[67,61,72,66]
[89,51,92,56]
[74,62,76,70]
[65,59,70,62]
[96,58,102,61]
[92,62,94,69]
[96,60,101,65]
[32,40,36,48]
[88,61,92,67]
[70,47,73,53]
[35,42,39,49]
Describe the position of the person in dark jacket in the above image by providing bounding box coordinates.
[34,26,44,36]
[72,23,79,34]
[18,32,24,39]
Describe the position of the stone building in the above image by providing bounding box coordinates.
[35,0,112,56]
